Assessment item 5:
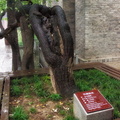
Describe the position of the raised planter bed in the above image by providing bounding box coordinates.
[0,62,120,120]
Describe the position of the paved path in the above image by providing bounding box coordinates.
[0,39,12,73]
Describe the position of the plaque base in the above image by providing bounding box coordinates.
[73,90,114,120]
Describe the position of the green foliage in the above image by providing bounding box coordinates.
[23,85,31,95]
[0,0,59,18]
[59,109,66,116]
[63,116,78,120]
[35,88,50,97]
[11,70,120,119]
[49,94,62,101]
[31,0,59,4]
[10,106,28,120]
[11,75,51,98]
[0,0,7,12]
[54,101,74,119]
[39,97,49,103]
[74,69,120,118]
[11,78,20,85]
[29,107,37,114]
[17,29,23,47]
[20,77,32,84]
[33,77,50,97]
[33,75,41,82]
[11,85,23,97]
[55,104,62,109]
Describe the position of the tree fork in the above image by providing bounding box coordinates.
[30,4,78,97]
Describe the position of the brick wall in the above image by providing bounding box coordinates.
[75,0,85,58]
[63,0,75,42]
[84,0,120,61]
[75,0,120,62]
[50,0,63,7]
[49,0,120,63]
[50,0,76,52]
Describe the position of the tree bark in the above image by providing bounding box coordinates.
[7,0,21,71]
[20,16,34,70]
[1,3,78,96]
[29,4,78,97]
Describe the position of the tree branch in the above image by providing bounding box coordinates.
[0,4,31,39]
[29,4,61,67]
[51,6,74,63]
[0,22,18,39]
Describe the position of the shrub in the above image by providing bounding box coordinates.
[11,85,23,97]
[49,94,62,101]
[10,106,28,120]
[29,107,37,114]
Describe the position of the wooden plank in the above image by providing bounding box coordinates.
[1,76,10,120]
[101,65,120,75]
[7,62,120,81]
[10,67,49,78]
[8,62,120,82]
[9,62,104,78]
[95,66,120,78]
[95,66,120,80]
[73,62,103,70]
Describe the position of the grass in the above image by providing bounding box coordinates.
[11,75,51,98]
[10,106,28,120]
[53,101,76,119]
[63,116,78,120]
[49,94,62,101]
[10,69,120,119]
[74,69,120,118]
[29,107,37,114]
[11,85,23,97]
[10,75,76,119]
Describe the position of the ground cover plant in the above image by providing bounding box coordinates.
[74,69,120,119]
[10,69,120,119]
[10,75,76,120]
[10,106,29,120]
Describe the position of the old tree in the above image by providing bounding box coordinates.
[0,0,77,97]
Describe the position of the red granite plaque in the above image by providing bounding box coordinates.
[75,89,112,113]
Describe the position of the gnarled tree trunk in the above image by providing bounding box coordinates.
[0,3,78,97]
[29,4,78,97]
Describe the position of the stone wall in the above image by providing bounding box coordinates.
[84,0,120,61]
[50,0,63,7]
[75,0,120,62]
[50,0,75,42]
[48,0,120,63]
[75,0,85,58]
[63,0,75,42]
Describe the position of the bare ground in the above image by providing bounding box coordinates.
[10,95,73,120]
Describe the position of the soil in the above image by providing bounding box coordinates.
[9,95,73,120]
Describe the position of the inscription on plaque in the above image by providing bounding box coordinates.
[75,90,112,113]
